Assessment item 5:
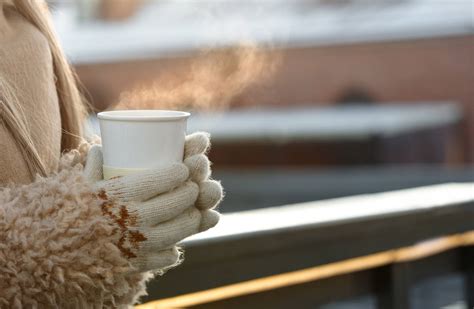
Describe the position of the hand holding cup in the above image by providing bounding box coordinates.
[88,110,223,272]
[84,132,222,272]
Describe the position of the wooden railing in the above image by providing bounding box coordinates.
[138,183,474,308]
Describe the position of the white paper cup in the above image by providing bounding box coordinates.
[97,110,190,179]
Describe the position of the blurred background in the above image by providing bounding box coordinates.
[48,0,473,308]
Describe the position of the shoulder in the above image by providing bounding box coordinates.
[0,3,62,184]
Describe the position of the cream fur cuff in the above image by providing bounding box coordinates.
[0,166,150,308]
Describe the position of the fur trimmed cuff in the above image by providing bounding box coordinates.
[0,165,153,308]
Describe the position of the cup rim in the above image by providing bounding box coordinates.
[97,110,190,122]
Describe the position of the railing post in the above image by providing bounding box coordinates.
[462,246,474,308]
[376,263,411,309]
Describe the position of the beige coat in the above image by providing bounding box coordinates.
[0,0,61,185]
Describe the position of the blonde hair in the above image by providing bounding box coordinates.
[0,0,87,177]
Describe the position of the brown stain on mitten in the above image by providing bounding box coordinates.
[129,230,147,250]
[97,190,147,259]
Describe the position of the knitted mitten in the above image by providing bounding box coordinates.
[84,132,223,272]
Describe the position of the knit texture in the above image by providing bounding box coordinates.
[0,165,152,308]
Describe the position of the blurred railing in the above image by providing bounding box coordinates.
[137,183,474,309]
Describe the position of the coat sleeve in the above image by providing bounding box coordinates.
[0,164,154,308]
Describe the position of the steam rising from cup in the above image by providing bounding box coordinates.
[115,44,281,111]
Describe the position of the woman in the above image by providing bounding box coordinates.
[0,0,222,307]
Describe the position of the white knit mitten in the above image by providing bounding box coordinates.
[83,132,223,273]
